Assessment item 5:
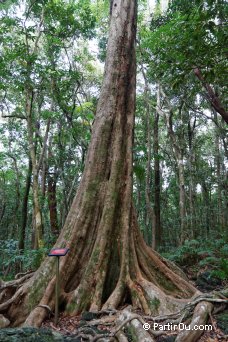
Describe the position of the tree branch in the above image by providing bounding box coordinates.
[1,114,26,120]
[193,67,228,124]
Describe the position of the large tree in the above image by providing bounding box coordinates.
[0,1,216,340]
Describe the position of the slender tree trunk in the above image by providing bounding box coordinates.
[214,111,223,231]
[47,137,59,236]
[0,201,6,226]
[202,181,210,238]
[0,177,6,227]
[22,10,45,250]
[153,87,161,248]
[188,138,197,239]
[48,173,58,236]
[26,90,44,250]
[187,116,196,238]
[19,157,32,250]
[139,58,156,247]
[145,88,155,247]
[223,168,228,239]
[218,122,228,231]
[57,122,69,225]
[8,154,21,239]
[157,90,186,244]
[41,150,47,200]
[0,1,199,331]
[188,168,195,238]
[178,158,186,243]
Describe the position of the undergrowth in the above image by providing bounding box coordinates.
[161,236,228,288]
[0,239,49,280]
[1,236,227,286]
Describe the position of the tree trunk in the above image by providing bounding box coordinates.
[178,158,186,244]
[0,0,199,330]
[157,90,187,244]
[19,157,32,250]
[24,13,45,249]
[48,173,59,236]
[47,137,59,236]
[25,81,49,250]
[139,58,156,247]
[202,181,210,238]
[145,82,155,248]
[187,115,196,238]
[57,122,69,226]
[214,111,223,230]
[8,154,21,240]
[26,91,44,250]
[153,87,161,248]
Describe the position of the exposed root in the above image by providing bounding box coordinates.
[175,301,213,342]
[115,331,128,342]
[142,293,228,325]
[37,304,53,316]
[0,287,24,311]
[112,307,155,341]
[15,270,34,279]
[0,272,34,290]
[114,311,144,335]
[0,313,10,328]
[61,293,227,342]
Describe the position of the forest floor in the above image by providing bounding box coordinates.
[41,308,228,342]
[41,271,228,342]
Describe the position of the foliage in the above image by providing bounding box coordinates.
[141,0,227,94]
[0,239,49,279]
[162,237,228,281]
[0,0,100,242]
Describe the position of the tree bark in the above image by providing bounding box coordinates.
[153,86,161,248]
[214,111,223,230]
[187,115,196,238]
[140,63,160,249]
[7,154,21,239]
[202,181,210,238]
[26,90,44,250]
[0,0,199,330]
[19,157,32,250]
[144,81,155,248]
[47,137,59,236]
[48,173,58,236]
[0,176,6,227]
